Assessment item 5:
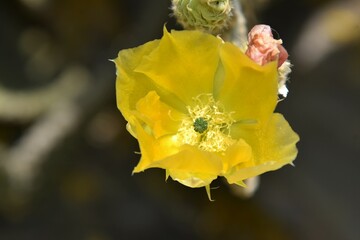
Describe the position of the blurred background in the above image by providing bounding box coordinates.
[0,0,359,239]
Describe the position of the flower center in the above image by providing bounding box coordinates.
[193,117,208,133]
[177,94,235,152]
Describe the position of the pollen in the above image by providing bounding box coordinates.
[177,94,235,152]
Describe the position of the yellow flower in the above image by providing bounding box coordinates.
[114,27,299,198]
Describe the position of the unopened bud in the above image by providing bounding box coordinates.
[172,0,232,34]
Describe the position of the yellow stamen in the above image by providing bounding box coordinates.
[177,94,235,152]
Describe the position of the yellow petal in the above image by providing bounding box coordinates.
[168,170,217,188]
[220,139,252,174]
[130,118,155,172]
[226,113,299,183]
[132,117,221,187]
[148,144,222,176]
[134,91,185,139]
[114,39,161,122]
[216,42,278,124]
[135,27,222,106]
[131,118,180,173]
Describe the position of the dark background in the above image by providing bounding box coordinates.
[0,0,359,239]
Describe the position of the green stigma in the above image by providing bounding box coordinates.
[193,117,208,134]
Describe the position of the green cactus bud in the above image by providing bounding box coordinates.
[172,0,232,34]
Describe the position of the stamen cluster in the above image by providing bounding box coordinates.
[177,94,235,152]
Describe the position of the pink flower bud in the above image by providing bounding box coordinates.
[245,24,288,67]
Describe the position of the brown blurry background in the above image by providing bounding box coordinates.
[0,0,359,239]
